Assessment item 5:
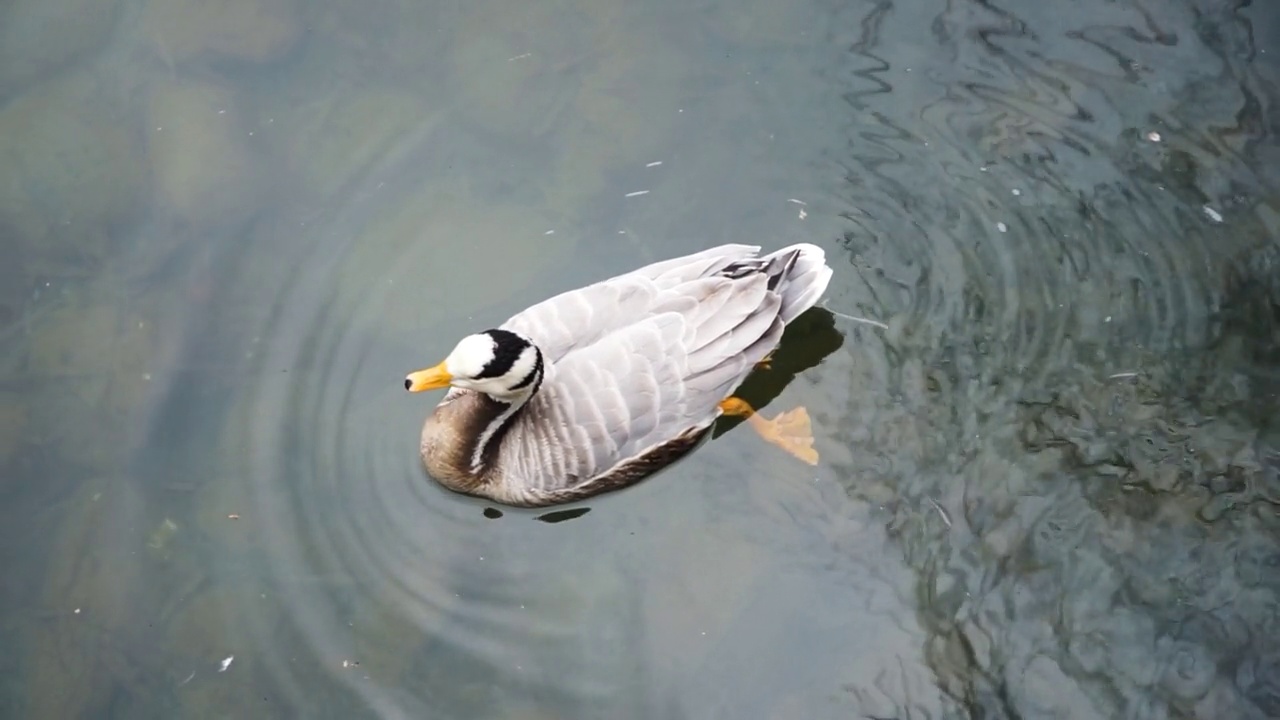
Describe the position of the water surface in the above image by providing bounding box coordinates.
[1,0,1277,717]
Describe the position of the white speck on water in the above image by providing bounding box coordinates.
[1105,316,1112,322]
[507,53,531,62]
[787,198,807,206]
[218,109,225,114]
[1147,131,1162,142]
[926,498,952,528]
[218,656,234,673]
[827,310,889,330]
[646,161,663,167]
[979,166,988,172]
[1203,206,1223,223]
[798,209,807,220]
[544,230,555,235]
[73,608,81,614]
[1011,188,1021,196]
[1109,372,1139,379]
[996,222,1008,233]
[142,373,152,381]
[624,190,650,198]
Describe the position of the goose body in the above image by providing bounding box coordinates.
[405,243,833,507]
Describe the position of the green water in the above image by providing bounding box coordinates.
[1,0,1277,717]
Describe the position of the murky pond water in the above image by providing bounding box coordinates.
[2,0,1278,717]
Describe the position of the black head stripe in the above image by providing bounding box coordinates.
[475,328,530,379]
[510,345,543,391]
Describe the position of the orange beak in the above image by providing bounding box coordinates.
[404,361,452,392]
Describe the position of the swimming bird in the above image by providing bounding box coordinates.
[404,243,833,507]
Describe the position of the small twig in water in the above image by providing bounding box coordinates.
[927,497,952,528]
[178,671,196,687]
[1108,372,1139,380]
[827,309,889,331]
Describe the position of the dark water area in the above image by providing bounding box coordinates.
[1,0,1277,717]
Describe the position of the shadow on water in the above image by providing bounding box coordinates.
[1,0,1278,717]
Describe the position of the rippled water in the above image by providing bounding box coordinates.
[2,0,1277,717]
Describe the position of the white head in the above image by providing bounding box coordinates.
[405,329,543,401]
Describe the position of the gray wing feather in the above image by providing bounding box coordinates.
[499,244,765,360]
[769,243,834,322]
[506,280,783,485]
[633,244,761,285]
[500,276,657,361]
[496,242,832,492]
[506,312,693,484]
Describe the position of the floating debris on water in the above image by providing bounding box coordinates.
[1147,131,1162,142]
[827,309,889,330]
[147,518,179,551]
[218,656,234,673]
[786,198,807,206]
[996,222,1008,233]
[1203,206,1223,223]
[645,161,663,167]
[927,497,952,528]
[1011,188,1021,196]
[624,190,649,198]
